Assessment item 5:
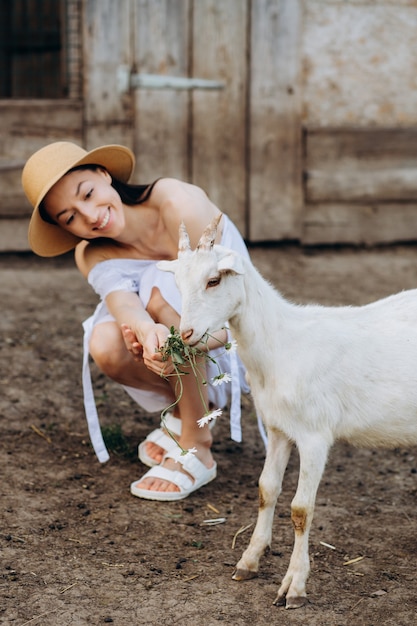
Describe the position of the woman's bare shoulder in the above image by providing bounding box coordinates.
[153,179,222,246]
[75,240,125,277]
[152,178,208,202]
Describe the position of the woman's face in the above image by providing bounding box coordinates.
[42,167,125,239]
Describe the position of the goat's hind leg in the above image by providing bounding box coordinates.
[233,429,292,581]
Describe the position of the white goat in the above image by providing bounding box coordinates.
[158,214,417,609]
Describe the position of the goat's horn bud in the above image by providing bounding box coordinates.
[197,213,223,251]
[178,221,191,256]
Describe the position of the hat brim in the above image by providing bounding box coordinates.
[28,145,135,257]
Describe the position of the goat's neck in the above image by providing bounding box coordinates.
[228,260,291,367]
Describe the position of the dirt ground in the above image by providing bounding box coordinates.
[2,242,417,626]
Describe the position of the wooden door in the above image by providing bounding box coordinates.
[128,0,303,241]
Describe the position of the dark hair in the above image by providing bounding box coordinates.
[38,164,159,224]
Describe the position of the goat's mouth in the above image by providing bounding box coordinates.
[191,336,207,348]
[182,330,208,347]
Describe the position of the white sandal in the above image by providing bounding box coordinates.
[130,451,217,501]
[138,413,182,467]
[138,412,217,468]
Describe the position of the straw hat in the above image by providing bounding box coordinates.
[22,141,135,257]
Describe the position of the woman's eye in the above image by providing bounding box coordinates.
[85,188,93,199]
[207,277,221,288]
[66,214,75,225]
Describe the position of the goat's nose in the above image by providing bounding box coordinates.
[181,329,194,342]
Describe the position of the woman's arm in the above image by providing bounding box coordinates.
[105,290,173,375]
[75,243,173,375]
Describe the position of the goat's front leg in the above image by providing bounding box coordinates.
[233,428,292,580]
[274,433,330,609]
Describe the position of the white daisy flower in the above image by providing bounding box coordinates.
[171,446,198,462]
[181,447,198,460]
[212,372,232,386]
[197,409,222,428]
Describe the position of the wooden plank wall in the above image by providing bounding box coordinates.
[0,101,82,251]
[3,0,417,252]
[304,129,417,245]
[302,0,417,245]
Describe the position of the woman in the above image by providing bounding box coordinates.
[22,141,251,501]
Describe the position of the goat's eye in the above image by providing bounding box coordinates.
[206,276,221,289]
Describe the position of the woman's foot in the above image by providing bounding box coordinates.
[131,445,216,500]
[136,445,214,492]
[139,413,218,468]
[138,413,182,467]
[144,441,166,465]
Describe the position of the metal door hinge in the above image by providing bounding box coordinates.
[117,66,224,93]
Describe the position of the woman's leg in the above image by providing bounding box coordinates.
[89,289,214,493]
[139,287,215,493]
[90,320,174,398]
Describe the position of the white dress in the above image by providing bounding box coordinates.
[81,215,256,462]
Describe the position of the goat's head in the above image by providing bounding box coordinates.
[158,214,246,345]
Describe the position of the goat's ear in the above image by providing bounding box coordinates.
[217,252,245,275]
[157,259,178,273]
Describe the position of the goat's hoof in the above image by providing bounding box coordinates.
[232,568,258,581]
[272,594,286,607]
[273,594,307,609]
[285,595,308,610]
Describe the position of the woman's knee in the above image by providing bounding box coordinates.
[89,322,126,376]
[89,321,170,390]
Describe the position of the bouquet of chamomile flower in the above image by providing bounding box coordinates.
[156,326,237,458]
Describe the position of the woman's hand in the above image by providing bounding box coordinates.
[121,323,143,360]
[121,322,175,376]
[142,323,175,376]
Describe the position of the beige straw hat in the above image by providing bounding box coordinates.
[22,141,135,257]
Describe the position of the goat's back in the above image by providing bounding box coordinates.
[237,284,417,450]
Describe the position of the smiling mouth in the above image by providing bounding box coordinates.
[96,207,110,230]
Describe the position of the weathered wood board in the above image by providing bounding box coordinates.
[191,0,248,233]
[248,0,303,241]
[0,218,31,252]
[83,0,133,151]
[306,129,417,202]
[131,0,190,182]
[301,1,417,244]
[302,202,417,246]
[302,1,417,128]
[0,101,83,217]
